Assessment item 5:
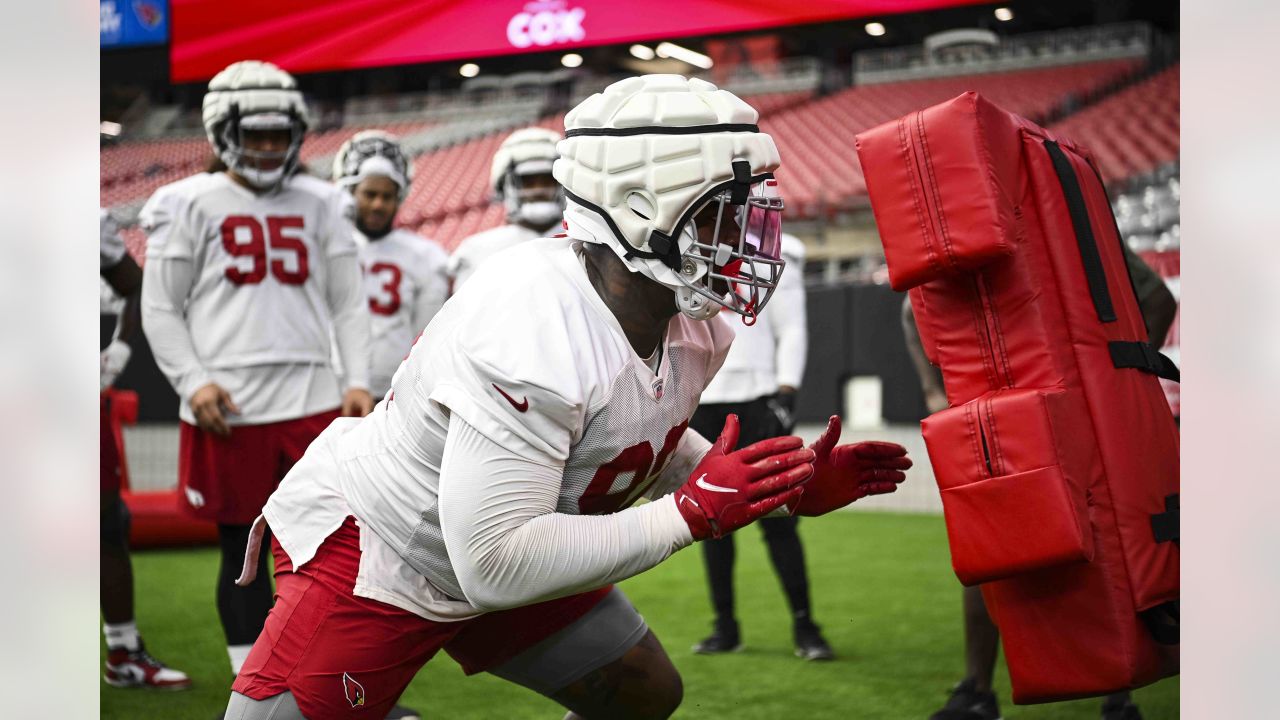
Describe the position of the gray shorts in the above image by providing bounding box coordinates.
[487,586,649,696]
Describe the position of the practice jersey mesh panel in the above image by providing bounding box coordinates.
[557,344,708,513]
[402,502,462,599]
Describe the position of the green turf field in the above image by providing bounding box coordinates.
[102,511,1177,718]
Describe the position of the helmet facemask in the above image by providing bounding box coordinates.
[670,177,785,323]
[217,110,305,191]
[501,159,564,231]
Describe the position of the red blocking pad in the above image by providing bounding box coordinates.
[858,92,1179,703]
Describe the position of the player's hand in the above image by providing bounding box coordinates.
[100,339,132,392]
[342,388,374,417]
[190,383,239,438]
[675,414,814,540]
[795,416,912,517]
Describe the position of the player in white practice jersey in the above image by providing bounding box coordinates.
[100,209,192,691]
[226,75,912,720]
[332,131,449,398]
[446,127,564,290]
[139,61,373,678]
[688,232,838,661]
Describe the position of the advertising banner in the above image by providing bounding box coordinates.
[170,0,986,82]
[101,0,169,49]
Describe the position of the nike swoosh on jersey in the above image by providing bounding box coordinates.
[492,383,529,412]
[695,473,738,493]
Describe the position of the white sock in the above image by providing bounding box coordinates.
[103,621,140,652]
[228,644,253,675]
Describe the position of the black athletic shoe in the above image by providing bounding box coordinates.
[1100,697,1143,720]
[793,621,835,661]
[692,621,742,654]
[928,678,1002,720]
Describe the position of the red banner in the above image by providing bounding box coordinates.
[171,0,988,82]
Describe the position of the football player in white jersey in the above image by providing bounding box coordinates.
[446,127,564,290]
[332,131,449,399]
[100,209,192,691]
[689,232,839,661]
[225,75,911,720]
[139,61,374,679]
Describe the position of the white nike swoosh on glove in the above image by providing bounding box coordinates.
[695,473,737,493]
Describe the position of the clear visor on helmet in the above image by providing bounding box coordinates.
[683,178,785,324]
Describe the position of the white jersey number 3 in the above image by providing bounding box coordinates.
[221,215,310,286]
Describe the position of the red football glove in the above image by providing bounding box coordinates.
[795,416,913,517]
[675,414,815,540]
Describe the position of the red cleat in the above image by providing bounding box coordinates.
[104,643,192,691]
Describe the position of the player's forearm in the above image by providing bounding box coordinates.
[455,496,691,612]
[114,291,141,346]
[326,253,372,391]
[140,258,211,401]
[439,418,692,612]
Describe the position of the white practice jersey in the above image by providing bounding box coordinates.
[265,238,732,620]
[446,223,541,291]
[141,172,369,425]
[356,228,449,397]
[142,172,356,367]
[100,208,127,270]
[701,233,808,403]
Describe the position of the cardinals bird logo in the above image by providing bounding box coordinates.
[342,672,366,708]
[132,0,163,29]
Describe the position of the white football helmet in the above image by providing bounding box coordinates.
[490,127,564,230]
[332,130,413,198]
[202,60,309,190]
[554,75,785,322]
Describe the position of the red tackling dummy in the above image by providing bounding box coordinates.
[857,92,1179,703]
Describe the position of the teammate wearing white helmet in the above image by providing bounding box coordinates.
[139,60,373,678]
[333,131,449,399]
[225,75,910,720]
[446,127,564,290]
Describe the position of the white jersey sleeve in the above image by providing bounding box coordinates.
[326,251,371,392]
[100,208,127,270]
[410,239,449,336]
[438,414,691,611]
[446,224,538,291]
[427,296,589,464]
[771,233,808,389]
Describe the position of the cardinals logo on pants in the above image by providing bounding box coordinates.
[342,672,366,708]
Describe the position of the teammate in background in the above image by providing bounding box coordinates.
[914,246,1177,720]
[446,127,563,290]
[689,233,834,661]
[224,75,912,720]
[140,61,373,679]
[100,209,192,691]
[332,131,449,399]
